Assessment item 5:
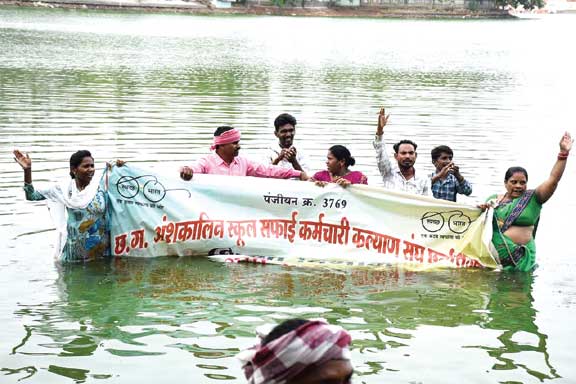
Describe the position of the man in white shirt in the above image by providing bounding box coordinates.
[373,107,431,196]
[265,113,310,173]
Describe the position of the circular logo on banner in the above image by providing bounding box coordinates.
[421,210,472,234]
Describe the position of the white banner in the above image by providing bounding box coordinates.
[107,165,497,269]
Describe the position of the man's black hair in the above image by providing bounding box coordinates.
[214,126,234,136]
[262,319,310,346]
[274,113,297,132]
[393,140,418,154]
[431,145,453,162]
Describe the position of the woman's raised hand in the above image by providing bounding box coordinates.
[559,131,573,153]
[13,149,32,170]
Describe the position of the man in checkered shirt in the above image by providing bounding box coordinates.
[429,145,472,202]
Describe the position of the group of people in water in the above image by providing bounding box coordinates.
[14,107,573,271]
[179,109,473,197]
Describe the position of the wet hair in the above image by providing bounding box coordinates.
[262,319,310,346]
[274,113,297,132]
[505,166,528,182]
[393,140,417,154]
[431,145,453,161]
[214,126,234,136]
[69,150,93,179]
[329,145,356,167]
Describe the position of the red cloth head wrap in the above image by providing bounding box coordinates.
[211,129,241,150]
[238,320,352,384]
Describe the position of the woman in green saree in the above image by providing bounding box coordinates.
[483,132,572,271]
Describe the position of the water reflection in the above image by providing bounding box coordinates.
[482,273,560,381]
[5,258,557,382]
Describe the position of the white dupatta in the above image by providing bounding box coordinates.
[36,170,103,260]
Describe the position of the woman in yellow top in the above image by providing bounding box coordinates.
[483,132,572,271]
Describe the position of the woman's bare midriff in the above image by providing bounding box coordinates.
[503,225,534,245]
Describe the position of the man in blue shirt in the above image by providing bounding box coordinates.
[429,145,472,202]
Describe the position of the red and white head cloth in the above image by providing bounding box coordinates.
[237,320,352,384]
[210,128,241,150]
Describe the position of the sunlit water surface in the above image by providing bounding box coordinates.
[1,7,575,383]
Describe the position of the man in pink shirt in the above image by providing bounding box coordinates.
[180,126,309,181]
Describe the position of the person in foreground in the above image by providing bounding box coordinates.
[312,145,367,188]
[481,132,572,271]
[13,149,116,263]
[180,126,308,181]
[238,318,353,384]
[373,107,431,196]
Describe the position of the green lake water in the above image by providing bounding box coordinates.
[1,7,575,383]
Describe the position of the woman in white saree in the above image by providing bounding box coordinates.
[14,149,113,262]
